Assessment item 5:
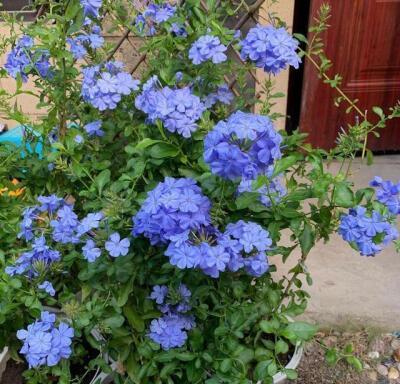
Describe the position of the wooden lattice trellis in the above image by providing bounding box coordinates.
[34,1,267,100]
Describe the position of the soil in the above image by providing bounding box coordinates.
[1,360,25,384]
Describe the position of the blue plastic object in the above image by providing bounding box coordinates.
[0,125,43,158]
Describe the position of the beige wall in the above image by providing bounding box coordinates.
[257,0,295,130]
[0,23,41,126]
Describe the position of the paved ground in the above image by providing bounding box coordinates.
[273,155,400,330]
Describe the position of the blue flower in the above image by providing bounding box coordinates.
[80,0,102,18]
[197,243,230,278]
[338,206,399,256]
[149,285,169,304]
[243,253,269,277]
[147,284,195,350]
[148,316,188,350]
[204,111,282,180]
[84,120,104,137]
[132,177,211,245]
[74,134,84,144]
[17,312,74,368]
[50,205,81,244]
[6,236,61,277]
[170,22,187,37]
[105,232,130,257]
[67,26,104,60]
[203,84,234,108]
[77,212,103,235]
[222,220,272,277]
[18,207,39,241]
[82,239,101,262]
[189,35,227,65]
[135,78,205,138]
[37,195,64,214]
[240,25,301,74]
[135,4,176,36]
[81,61,139,111]
[370,176,400,215]
[5,36,51,82]
[165,242,200,269]
[38,281,56,297]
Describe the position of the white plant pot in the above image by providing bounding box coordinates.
[0,347,10,381]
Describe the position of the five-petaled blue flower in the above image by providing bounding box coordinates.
[105,232,130,257]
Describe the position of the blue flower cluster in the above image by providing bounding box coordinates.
[5,35,51,82]
[5,236,60,277]
[6,195,129,276]
[148,284,195,350]
[238,166,287,207]
[203,84,234,108]
[67,25,104,60]
[80,0,102,18]
[17,311,74,368]
[240,25,301,74]
[338,206,398,256]
[133,178,273,278]
[370,177,400,215]
[82,61,140,111]
[222,220,272,276]
[189,35,227,65]
[204,111,282,180]
[135,3,176,36]
[135,76,206,137]
[132,177,211,245]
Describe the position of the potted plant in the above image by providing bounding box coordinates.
[0,1,399,383]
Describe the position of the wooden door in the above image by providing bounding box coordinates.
[300,0,400,151]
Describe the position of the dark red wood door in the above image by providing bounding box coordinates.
[300,0,400,151]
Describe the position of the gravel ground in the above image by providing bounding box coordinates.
[294,330,400,384]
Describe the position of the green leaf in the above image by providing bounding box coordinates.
[285,369,298,380]
[299,223,315,256]
[275,340,289,355]
[123,306,145,332]
[346,356,363,372]
[117,277,135,307]
[372,106,384,119]
[254,360,270,380]
[149,143,179,159]
[259,319,280,333]
[175,352,196,361]
[103,315,125,329]
[285,321,317,341]
[333,182,354,208]
[220,358,233,373]
[95,169,111,195]
[273,153,303,177]
[135,138,163,151]
[293,33,308,44]
[235,192,260,210]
